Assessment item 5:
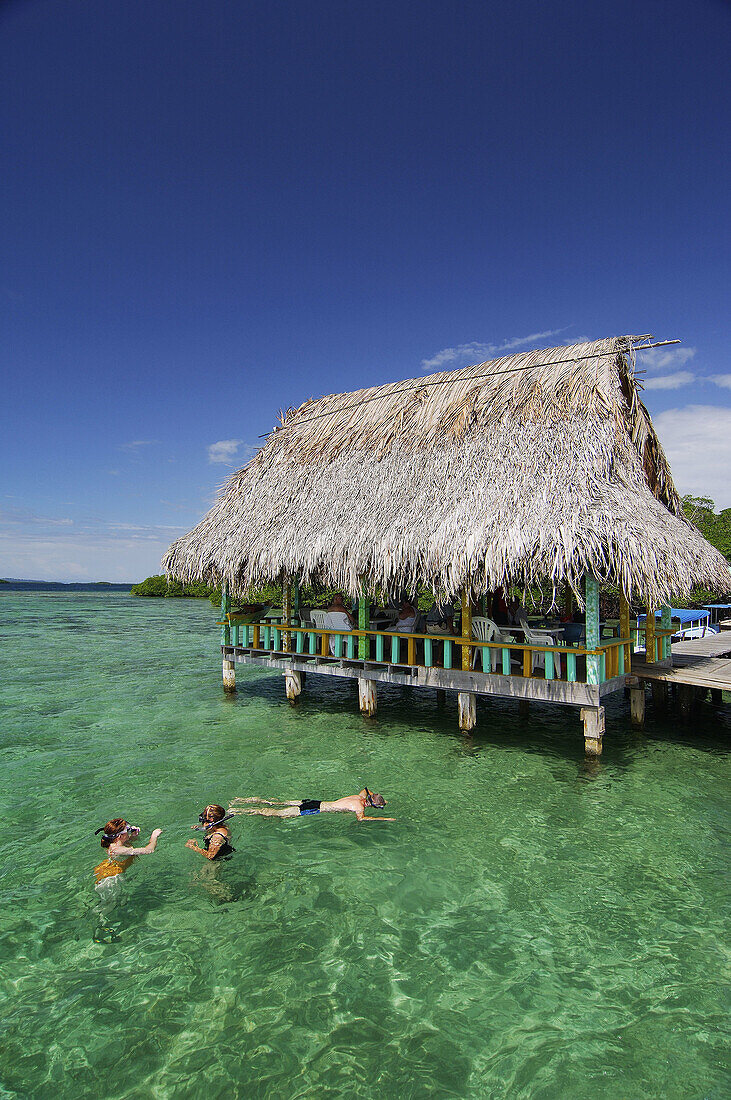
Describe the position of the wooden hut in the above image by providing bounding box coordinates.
[163,337,730,752]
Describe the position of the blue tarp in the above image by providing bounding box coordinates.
[638,608,710,624]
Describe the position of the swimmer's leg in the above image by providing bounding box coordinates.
[229,797,301,807]
[230,805,301,817]
[95,874,124,909]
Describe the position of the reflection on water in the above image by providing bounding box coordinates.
[0,592,728,1099]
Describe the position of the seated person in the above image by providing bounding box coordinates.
[426,600,454,634]
[395,597,417,633]
[327,592,356,628]
[491,587,510,625]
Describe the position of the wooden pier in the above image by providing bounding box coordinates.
[632,632,731,694]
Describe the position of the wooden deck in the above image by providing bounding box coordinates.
[632,632,731,693]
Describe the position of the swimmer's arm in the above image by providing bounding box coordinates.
[185,833,225,860]
[355,812,396,822]
[113,829,162,856]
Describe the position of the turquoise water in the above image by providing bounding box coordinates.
[0,592,728,1099]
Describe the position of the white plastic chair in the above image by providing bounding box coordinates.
[471,616,519,671]
[323,611,353,656]
[521,621,562,677]
[310,609,327,630]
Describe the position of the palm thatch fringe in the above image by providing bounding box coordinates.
[163,338,731,605]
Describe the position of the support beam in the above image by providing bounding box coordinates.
[457,691,476,731]
[222,658,236,693]
[358,677,377,716]
[660,604,671,661]
[651,680,667,713]
[629,679,645,727]
[585,575,600,685]
[619,587,631,673]
[645,605,656,664]
[220,583,231,646]
[461,590,472,672]
[358,593,369,660]
[580,705,605,755]
[678,683,693,720]
[284,669,302,702]
[282,580,292,652]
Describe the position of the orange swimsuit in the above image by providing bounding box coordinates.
[93,854,135,885]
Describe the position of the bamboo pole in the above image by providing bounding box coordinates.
[461,590,472,671]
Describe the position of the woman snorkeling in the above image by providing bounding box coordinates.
[185,804,235,860]
[93,818,162,891]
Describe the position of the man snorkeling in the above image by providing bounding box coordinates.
[185,804,236,860]
[229,788,394,822]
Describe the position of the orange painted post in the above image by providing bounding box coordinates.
[523,649,532,678]
[645,607,656,664]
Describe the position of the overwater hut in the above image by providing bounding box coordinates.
[163,337,730,753]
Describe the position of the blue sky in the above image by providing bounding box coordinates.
[1,0,729,581]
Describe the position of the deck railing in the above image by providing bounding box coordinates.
[631,626,675,661]
[221,617,633,686]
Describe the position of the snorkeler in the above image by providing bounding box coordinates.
[229,788,394,823]
[93,818,162,888]
[185,804,236,860]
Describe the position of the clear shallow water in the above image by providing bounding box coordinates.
[0,592,728,1100]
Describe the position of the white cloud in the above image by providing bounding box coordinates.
[709,374,731,390]
[119,439,158,452]
[638,346,696,372]
[207,439,255,465]
[643,370,695,391]
[208,438,244,464]
[0,517,190,582]
[420,327,569,371]
[653,404,731,510]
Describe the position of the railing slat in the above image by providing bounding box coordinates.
[567,651,577,682]
[424,638,433,667]
[444,640,452,670]
[545,650,554,680]
[376,634,384,662]
[502,647,510,675]
[391,635,399,664]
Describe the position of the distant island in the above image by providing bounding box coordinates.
[131,574,221,600]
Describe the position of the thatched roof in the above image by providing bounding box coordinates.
[163,337,731,605]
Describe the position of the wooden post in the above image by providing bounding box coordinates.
[585,575,600,685]
[358,592,369,660]
[284,669,302,702]
[678,683,693,720]
[660,604,671,660]
[564,583,574,622]
[580,705,605,755]
[645,605,656,664]
[358,677,377,716]
[619,587,631,673]
[282,580,292,652]
[461,590,472,671]
[457,691,476,731]
[629,678,645,727]
[651,680,667,712]
[220,583,231,646]
[292,579,300,619]
[222,658,236,693]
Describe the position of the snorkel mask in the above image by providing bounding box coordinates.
[364,787,386,809]
[94,821,141,841]
[193,809,232,831]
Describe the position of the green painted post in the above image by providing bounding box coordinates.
[567,652,577,682]
[391,635,399,664]
[424,638,433,667]
[585,575,600,685]
[544,650,554,680]
[358,594,369,660]
[502,648,510,675]
[375,634,384,662]
[220,584,231,646]
[444,640,452,669]
[661,605,671,659]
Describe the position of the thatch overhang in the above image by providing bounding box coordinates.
[163,337,731,605]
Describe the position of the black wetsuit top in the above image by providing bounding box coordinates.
[203,830,235,859]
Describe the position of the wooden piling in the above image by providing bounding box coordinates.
[222,658,236,693]
[580,705,605,755]
[457,691,476,731]
[358,677,377,716]
[629,678,645,726]
[284,669,302,702]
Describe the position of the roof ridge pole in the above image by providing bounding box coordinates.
[585,575,601,686]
